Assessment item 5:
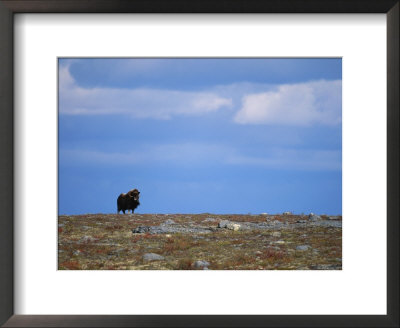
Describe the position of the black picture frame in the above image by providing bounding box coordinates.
[0,1,398,327]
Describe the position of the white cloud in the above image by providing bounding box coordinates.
[226,148,341,171]
[59,65,232,119]
[234,80,341,126]
[59,143,232,167]
[59,64,341,126]
[61,143,341,171]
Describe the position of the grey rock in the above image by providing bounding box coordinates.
[132,226,151,233]
[136,222,212,235]
[309,214,322,221]
[309,264,341,270]
[79,235,97,243]
[193,260,210,269]
[328,216,341,220]
[226,223,241,231]
[143,253,165,261]
[296,245,311,251]
[218,220,231,228]
[314,220,342,228]
[217,220,240,231]
[270,220,282,225]
[272,231,281,237]
[131,215,342,236]
[203,217,217,222]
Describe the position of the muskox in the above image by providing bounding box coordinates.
[117,188,140,214]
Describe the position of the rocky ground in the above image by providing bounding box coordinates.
[58,213,342,270]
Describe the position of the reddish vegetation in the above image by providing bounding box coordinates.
[58,213,342,270]
[59,260,80,270]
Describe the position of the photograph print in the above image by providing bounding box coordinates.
[58,58,342,270]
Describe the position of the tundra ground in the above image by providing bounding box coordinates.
[58,213,342,270]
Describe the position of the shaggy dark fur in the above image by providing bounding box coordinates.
[117,188,140,214]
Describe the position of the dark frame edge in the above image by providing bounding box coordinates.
[1,1,399,327]
[2,314,400,328]
[387,2,400,327]
[0,0,14,327]
[0,0,398,13]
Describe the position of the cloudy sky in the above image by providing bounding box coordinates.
[59,58,342,215]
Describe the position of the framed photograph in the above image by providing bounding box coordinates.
[0,0,398,327]
[57,56,343,272]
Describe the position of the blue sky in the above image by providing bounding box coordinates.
[58,58,342,215]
